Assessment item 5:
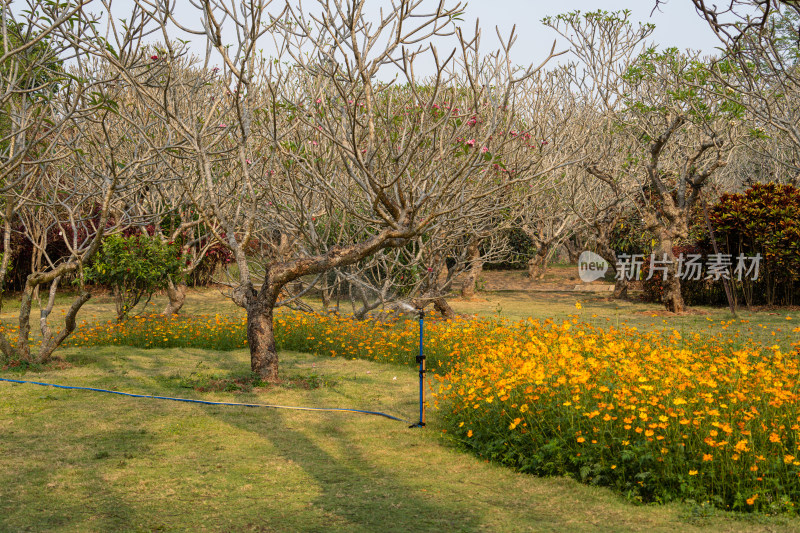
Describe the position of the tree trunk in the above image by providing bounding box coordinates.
[246,299,279,381]
[17,284,34,362]
[594,238,627,300]
[113,285,126,322]
[460,239,483,300]
[658,233,685,313]
[564,236,582,264]
[38,291,91,363]
[162,280,187,315]
[432,297,456,319]
[527,247,549,280]
[613,278,629,299]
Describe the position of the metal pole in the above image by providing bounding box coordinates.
[410,310,426,428]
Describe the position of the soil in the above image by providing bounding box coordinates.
[477,266,615,293]
[634,308,709,317]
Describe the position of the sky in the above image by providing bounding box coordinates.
[102,0,725,74]
[461,1,723,59]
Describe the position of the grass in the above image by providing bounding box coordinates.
[3,347,800,532]
[1,275,799,531]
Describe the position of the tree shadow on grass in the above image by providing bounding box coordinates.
[214,409,490,533]
[0,423,147,532]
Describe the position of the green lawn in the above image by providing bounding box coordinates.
[1,281,799,531]
[3,347,799,532]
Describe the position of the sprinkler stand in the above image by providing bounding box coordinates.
[410,309,426,428]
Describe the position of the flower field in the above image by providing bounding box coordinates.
[58,311,510,372]
[434,317,800,513]
[6,309,800,512]
[63,314,250,351]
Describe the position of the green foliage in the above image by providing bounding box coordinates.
[710,183,800,306]
[770,9,800,64]
[85,235,184,321]
[485,228,536,270]
[0,5,69,160]
[622,46,744,123]
[608,213,652,257]
[0,8,63,87]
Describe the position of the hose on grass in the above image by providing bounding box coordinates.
[0,377,409,423]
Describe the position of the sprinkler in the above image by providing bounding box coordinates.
[409,308,426,428]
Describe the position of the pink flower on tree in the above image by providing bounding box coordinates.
[481,146,489,153]
[465,139,476,147]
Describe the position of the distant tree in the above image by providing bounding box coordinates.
[0,4,159,364]
[681,0,800,45]
[547,11,745,313]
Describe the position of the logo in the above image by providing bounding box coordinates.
[578,251,609,283]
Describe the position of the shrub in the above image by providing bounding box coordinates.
[710,183,800,307]
[85,235,184,320]
[484,228,536,270]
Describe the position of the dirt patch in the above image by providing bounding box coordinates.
[479,268,614,293]
[635,308,709,317]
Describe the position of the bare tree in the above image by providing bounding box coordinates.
[105,0,570,379]
[1,1,102,306]
[0,75,158,362]
[695,6,800,188]
[548,11,744,312]
[0,3,162,363]
[681,0,799,45]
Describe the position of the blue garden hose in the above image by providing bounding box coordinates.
[0,377,409,423]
